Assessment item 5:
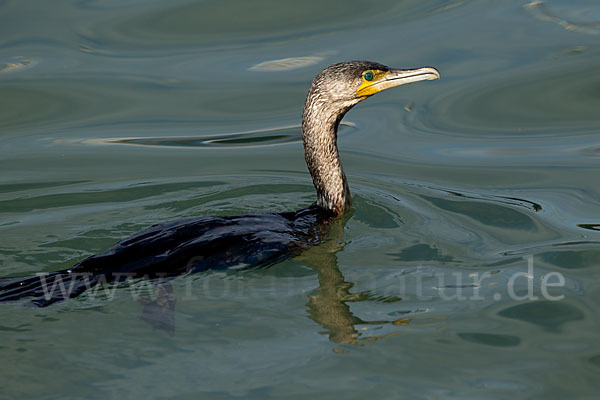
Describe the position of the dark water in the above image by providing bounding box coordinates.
[1,0,600,398]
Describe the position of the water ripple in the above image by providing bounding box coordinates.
[525,1,600,35]
[414,60,600,137]
[76,0,453,52]
[0,56,34,73]
[88,123,357,149]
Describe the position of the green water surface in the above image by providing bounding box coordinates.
[1,0,600,399]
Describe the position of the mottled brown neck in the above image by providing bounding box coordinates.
[302,89,357,216]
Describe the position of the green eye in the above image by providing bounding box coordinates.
[364,72,374,81]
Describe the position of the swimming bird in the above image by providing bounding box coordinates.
[0,61,439,306]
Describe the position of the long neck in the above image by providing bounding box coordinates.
[302,93,354,216]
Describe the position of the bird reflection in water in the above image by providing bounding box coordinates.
[301,213,412,344]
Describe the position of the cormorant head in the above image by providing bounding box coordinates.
[302,61,439,215]
[308,61,440,110]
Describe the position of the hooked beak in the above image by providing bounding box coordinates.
[357,67,440,98]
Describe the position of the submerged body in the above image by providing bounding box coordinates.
[0,206,334,306]
[0,61,439,306]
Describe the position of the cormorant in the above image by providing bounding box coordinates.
[0,61,439,307]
